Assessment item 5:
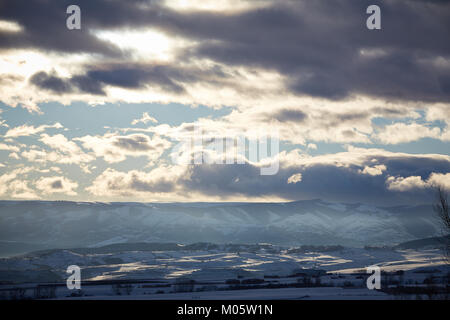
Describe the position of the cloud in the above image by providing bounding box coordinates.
[35,176,78,196]
[18,133,94,165]
[0,143,19,152]
[29,71,106,95]
[39,134,80,153]
[139,102,385,147]
[287,173,302,184]
[38,133,95,164]
[428,172,450,190]
[376,123,442,144]
[29,71,73,94]
[272,109,308,123]
[0,0,126,56]
[9,180,39,199]
[5,123,63,138]
[307,143,317,150]
[0,0,449,204]
[171,0,450,102]
[84,146,450,204]
[1,0,448,114]
[426,103,450,124]
[86,166,181,198]
[0,19,23,33]
[386,175,428,191]
[0,167,39,199]
[85,65,186,93]
[359,165,386,176]
[69,74,106,95]
[132,112,158,125]
[386,172,450,192]
[181,148,449,204]
[0,170,21,195]
[26,62,232,99]
[75,133,171,163]
[0,74,23,87]
[20,149,58,164]
[8,152,20,160]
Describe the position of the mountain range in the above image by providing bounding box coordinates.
[0,199,440,257]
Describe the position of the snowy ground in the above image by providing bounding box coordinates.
[72,287,390,300]
[0,245,448,300]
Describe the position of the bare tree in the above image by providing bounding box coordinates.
[433,187,450,263]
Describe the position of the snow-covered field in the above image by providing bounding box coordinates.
[74,287,390,300]
[0,243,448,300]
[0,200,448,299]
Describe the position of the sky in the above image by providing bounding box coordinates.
[0,0,449,204]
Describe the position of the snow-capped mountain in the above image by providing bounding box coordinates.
[0,199,440,256]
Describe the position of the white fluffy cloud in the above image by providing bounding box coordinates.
[35,176,78,196]
[386,173,450,192]
[39,134,95,164]
[376,123,442,144]
[86,166,184,200]
[0,167,39,199]
[0,143,19,152]
[287,173,302,184]
[359,165,386,176]
[5,123,63,138]
[9,180,40,199]
[386,176,429,191]
[131,112,158,125]
[75,133,171,164]
[428,173,450,190]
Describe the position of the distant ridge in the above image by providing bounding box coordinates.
[0,199,441,257]
[395,235,450,250]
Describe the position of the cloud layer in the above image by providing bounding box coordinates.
[0,0,449,204]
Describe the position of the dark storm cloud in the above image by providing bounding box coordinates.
[264,106,408,129]
[272,109,308,123]
[70,75,106,95]
[0,0,157,56]
[176,0,450,102]
[129,178,174,193]
[29,71,73,94]
[315,110,372,128]
[29,71,107,95]
[50,180,63,189]
[104,171,175,194]
[180,153,450,205]
[29,71,100,95]
[113,135,156,152]
[2,0,450,101]
[149,0,449,102]
[28,63,206,94]
[87,66,185,93]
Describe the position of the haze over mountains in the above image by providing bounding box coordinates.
[0,200,440,257]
